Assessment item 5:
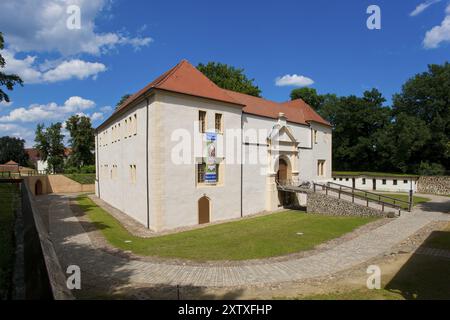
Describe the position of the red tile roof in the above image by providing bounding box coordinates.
[224,90,330,126]
[25,148,41,161]
[101,60,330,128]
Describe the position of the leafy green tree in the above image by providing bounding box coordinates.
[0,32,23,103]
[65,115,95,167]
[0,136,29,165]
[34,123,65,173]
[290,87,324,110]
[392,62,450,171]
[197,62,261,97]
[326,89,391,171]
[116,94,132,109]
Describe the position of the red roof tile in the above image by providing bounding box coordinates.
[101,60,330,128]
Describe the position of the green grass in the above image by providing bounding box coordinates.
[65,174,96,184]
[355,192,430,210]
[76,195,377,261]
[333,171,419,178]
[0,184,18,300]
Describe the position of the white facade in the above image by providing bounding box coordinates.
[331,175,418,193]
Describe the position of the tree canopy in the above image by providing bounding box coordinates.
[66,115,95,167]
[34,123,65,173]
[290,61,449,175]
[197,62,261,97]
[290,87,324,110]
[116,94,132,109]
[0,136,29,165]
[0,32,23,103]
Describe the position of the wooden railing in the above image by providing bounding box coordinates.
[313,182,411,214]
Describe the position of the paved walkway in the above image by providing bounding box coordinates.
[34,193,450,288]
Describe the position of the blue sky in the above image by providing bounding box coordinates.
[0,0,449,147]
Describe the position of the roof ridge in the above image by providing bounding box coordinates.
[153,59,187,88]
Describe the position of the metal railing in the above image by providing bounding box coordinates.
[313,181,411,214]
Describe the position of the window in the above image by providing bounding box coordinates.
[199,111,206,133]
[404,180,408,184]
[339,178,342,181]
[128,116,132,137]
[362,178,366,185]
[130,165,136,184]
[313,130,318,144]
[333,178,336,181]
[382,179,386,185]
[215,113,222,133]
[393,179,397,185]
[345,178,349,181]
[197,162,205,183]
[317,160,325,177]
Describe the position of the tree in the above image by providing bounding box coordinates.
[326,89,391,171]
[65,115,95,167]
[392,62,450,171]
[197,62,261,97]
[0,32,23,103]
[116,94,131,109]
[290,87,324,110]
[34,123,65,173]
[0,136,29,165]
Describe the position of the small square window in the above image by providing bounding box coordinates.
[362,178,366,185]
[404,180,408,184]
[393,179,397,185]
[382,179,386,185]
[345,178,349,181]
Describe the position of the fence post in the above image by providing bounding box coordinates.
[408,190,413,212]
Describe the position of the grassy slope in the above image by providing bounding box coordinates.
[64,174,96,184]
[300,222,450,300]
[0,184,17,300]
[77,195,377,261]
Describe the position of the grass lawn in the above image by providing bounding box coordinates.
[355,192,430,210]
[76,195,377,261]
[65,174,96,185]
[333,171,418,178]
[0,184,18,300]
[299,222,450,300]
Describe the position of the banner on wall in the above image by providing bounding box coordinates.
[204,132,217,184]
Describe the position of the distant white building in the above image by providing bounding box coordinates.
[95,60,332,231]
[332,174,418,193]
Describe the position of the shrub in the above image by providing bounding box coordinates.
[80,165,96,174]
[418,162,446,176]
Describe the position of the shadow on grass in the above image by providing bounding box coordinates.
[385,229,450,300]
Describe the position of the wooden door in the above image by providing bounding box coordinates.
[198,196,210,224]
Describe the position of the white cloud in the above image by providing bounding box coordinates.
[275,74,314,87]
[0,123,35,146]
[100,105,113,112]
[1,49,106,83]
[0,0,153,56]
[90,112,104,121]
[423,4,450,48]
[410,0,441,17]
[42,59,106,82]
[0,96,95,122]
[0,100,13,107]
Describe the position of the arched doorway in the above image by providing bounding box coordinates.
[198,196,210,224]
[276,158,292,207]
[276,158,288,184]
[35,179,43,195]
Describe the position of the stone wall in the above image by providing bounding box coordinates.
[417,176,450,195]
[306,192,388,218]
[24,175,94,196]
